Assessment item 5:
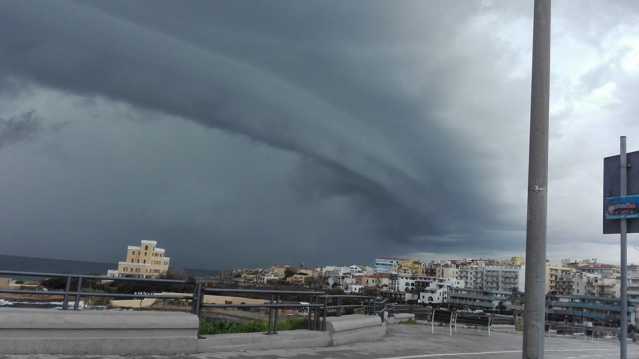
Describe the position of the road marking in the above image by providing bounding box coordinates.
[378,348,614,359]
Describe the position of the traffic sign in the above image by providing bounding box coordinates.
[603,150,639,234]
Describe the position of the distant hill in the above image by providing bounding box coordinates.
[0,254,115,275]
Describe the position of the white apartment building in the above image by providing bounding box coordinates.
[323,266,357,290]
[110,240,170,279]
[457,265,522,292]
[597,278,621,298]
[398,274,431,294]
[571,272,600,296]
[435,266,458,281]
[419,278,465,305]
[628,267,639,300]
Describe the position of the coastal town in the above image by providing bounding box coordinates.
[211,256,638,324]
[3,0,639,357]
[3,239,637,324]
[1,240,626,328]
[1,239,637,356]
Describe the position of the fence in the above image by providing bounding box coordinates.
[0,270,189,311]
[0,270,380,334]
[320,294,379,315]
[384,304,514,336]
[195,286,325,333]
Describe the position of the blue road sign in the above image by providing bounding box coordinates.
[603,151,639,233]
[605,195,639,220]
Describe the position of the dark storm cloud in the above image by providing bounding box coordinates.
[0,0,544,266]
[0,111,68,150]
[0,112,42,149]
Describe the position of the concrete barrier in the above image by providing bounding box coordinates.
[198,330,331,352]
[0,309,384,354]
[199,315,386,352]
[387,312,416,324]
[326,314,386,346]
[0,308,199,355]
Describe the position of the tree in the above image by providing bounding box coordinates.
[41,277,67,290]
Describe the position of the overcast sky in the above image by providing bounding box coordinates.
[1,1,638,269]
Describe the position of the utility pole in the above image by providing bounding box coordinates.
[522,0,551,358]
[620,136,628,359]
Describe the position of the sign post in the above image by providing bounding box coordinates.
[620,136,628,359]
[603,136,639,359]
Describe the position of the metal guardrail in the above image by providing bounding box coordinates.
[195,286,326,333]
[0,270,383,334]
[0,270,188,283]
[0,270,188,311]
[319,294,379,318]
[383,304,513,337]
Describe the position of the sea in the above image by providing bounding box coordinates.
[0,254,218,277]
[0,254,115,275]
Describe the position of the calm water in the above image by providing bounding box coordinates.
[0,254,115,275]
[0,254,218,277]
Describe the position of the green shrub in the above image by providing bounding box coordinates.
[276,317,306,331]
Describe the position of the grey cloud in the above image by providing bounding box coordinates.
[0,111,67,150]
[0,0,516,260]
[9,1,631,266]
[0,112,42,149]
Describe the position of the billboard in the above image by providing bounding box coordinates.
[605,195,639,220]
[603,151,639,234]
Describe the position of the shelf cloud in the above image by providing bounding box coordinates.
[1,1,638,267]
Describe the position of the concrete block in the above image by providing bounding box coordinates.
[393,313,415,321]
[387,313,415,324]
[0,308,198,355]
[326,315,382,333]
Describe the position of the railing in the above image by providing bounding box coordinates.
[319,294,378,317]
[383,304,514,336]
[0,270,189,311]
[196,286,326,333]
[0,270,383,335]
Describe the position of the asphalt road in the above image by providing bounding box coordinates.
[196,325,636,359]
[0,325,636,359]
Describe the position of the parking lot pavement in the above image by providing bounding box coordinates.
[1,325,637,359]
[195,325,638,359]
